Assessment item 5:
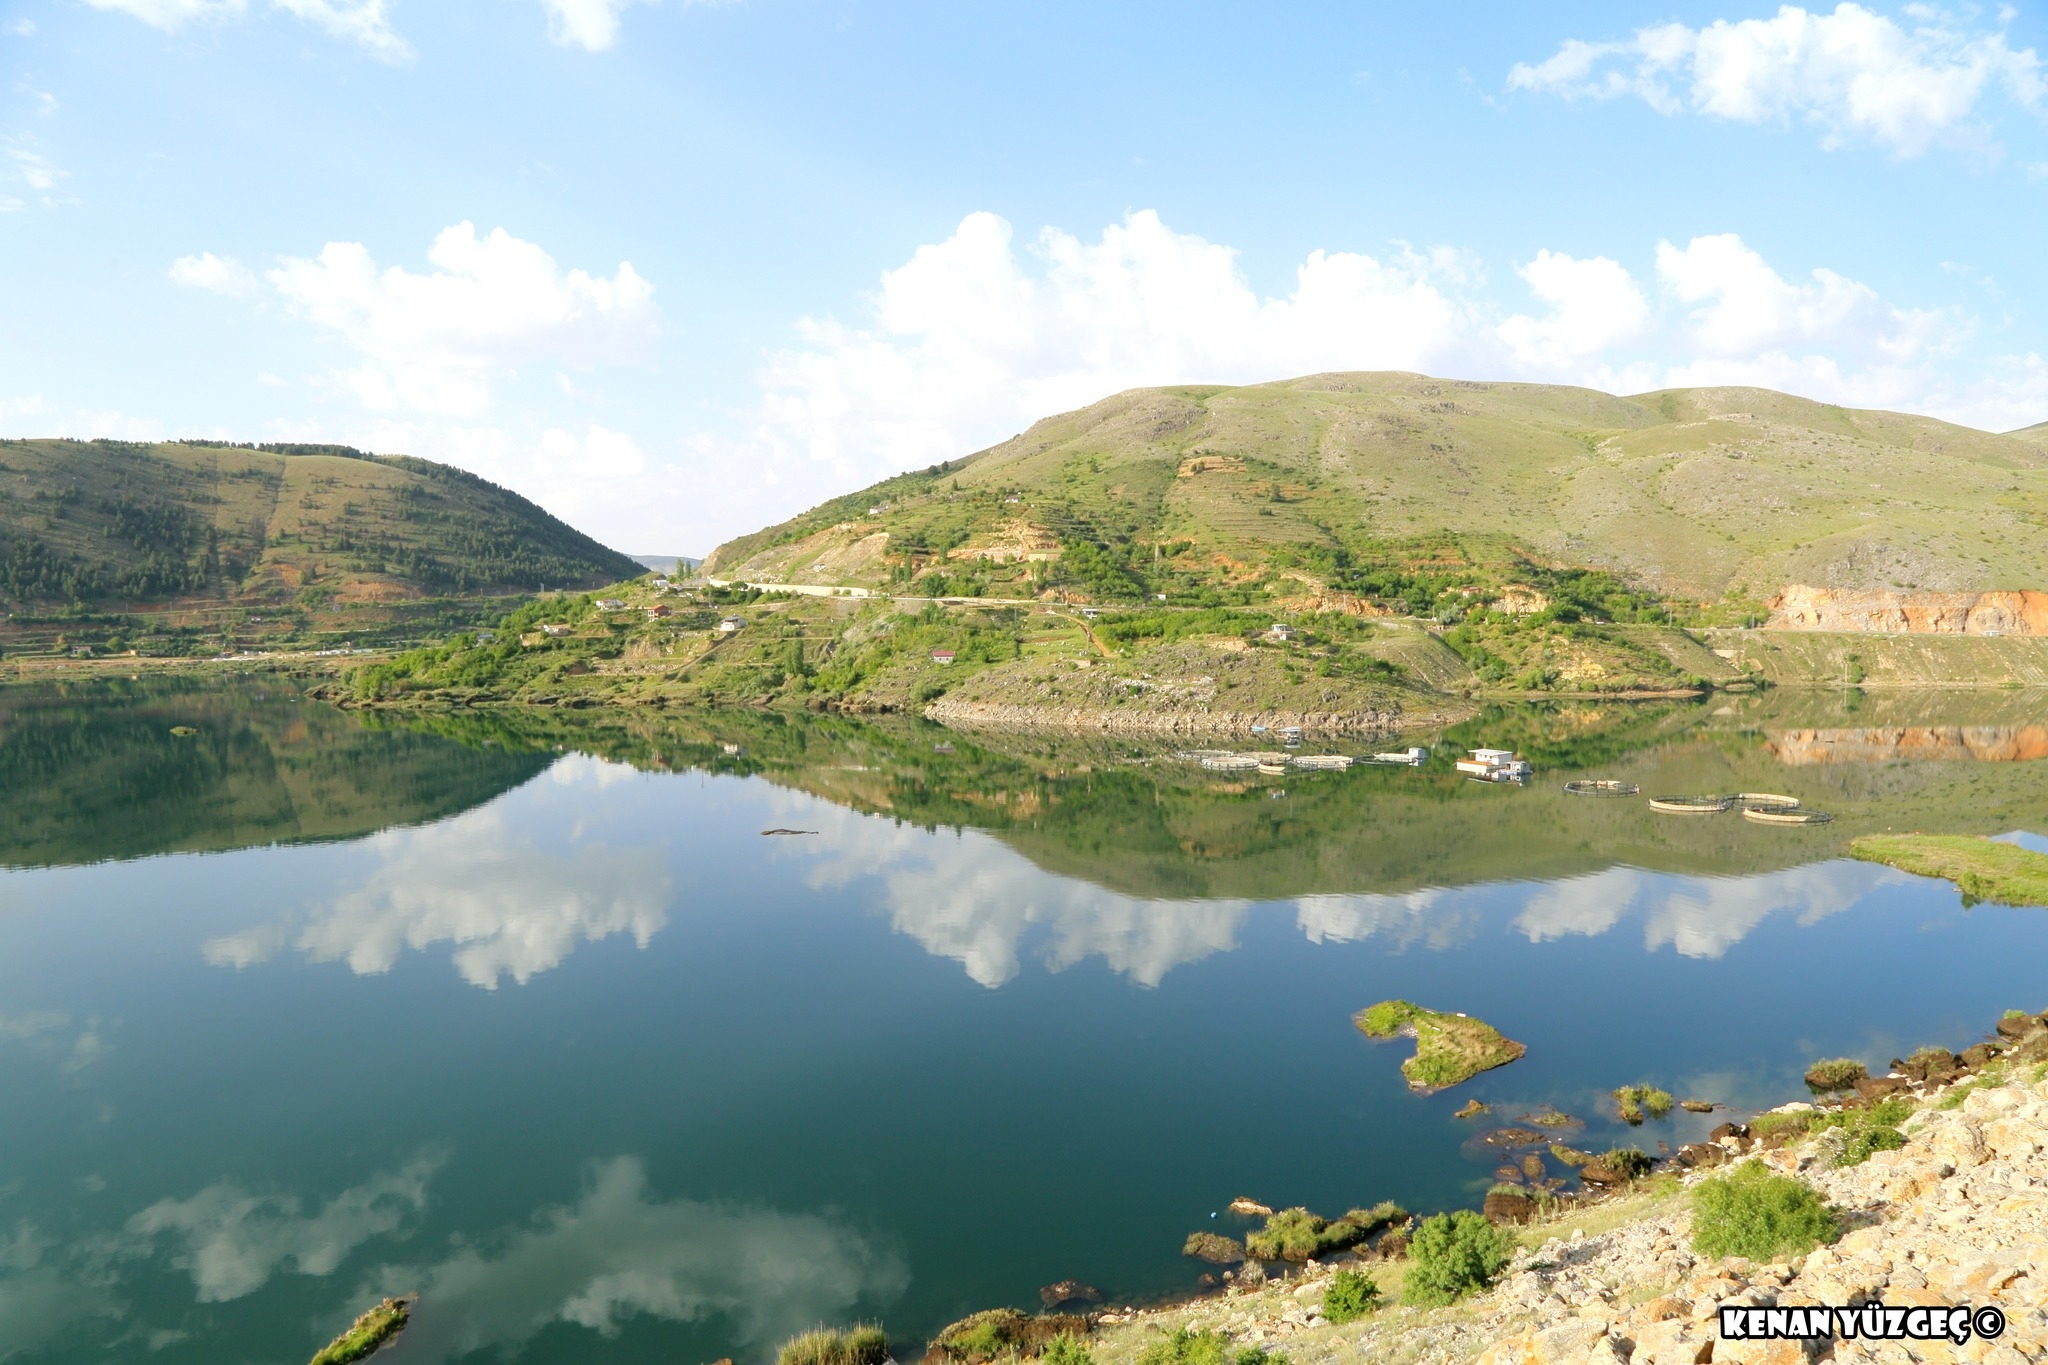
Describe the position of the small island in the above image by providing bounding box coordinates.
[1850,833,2048,908]
[1353,1000,1526,1090]
[308,1296,411,1365]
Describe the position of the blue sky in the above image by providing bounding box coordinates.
[7,0,2048,553]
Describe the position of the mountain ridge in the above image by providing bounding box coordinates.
[707,373,2048,609]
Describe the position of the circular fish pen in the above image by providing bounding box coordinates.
[1734,792,1801,811]
[1564,780,1640,798]
[1742,806,1834,826]
[1200,755,1261,771]
[1647,795,1734,814]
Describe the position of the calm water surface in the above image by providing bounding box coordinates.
[1,680,2045,1364]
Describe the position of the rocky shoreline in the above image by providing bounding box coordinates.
[920,698,1468,738]
[1022,1010,2048,1365]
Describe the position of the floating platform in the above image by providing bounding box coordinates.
[1647,795,1734,814]
[1743,806,1834,826]
[1564,780,1640,797]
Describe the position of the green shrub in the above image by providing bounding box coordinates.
[1044,1336,1094,1365]
[1231,1350,1287,1365]
[1136,1329,1228,1365]
[1836,1125,1907,1167]
[1321,1268,1381,1324]
[1749,1109,1818,1141]
[1804,1058,1868,1093]
[778,1326,890,1365]
[1401,1211,1513,1306]
[1599,1147,1654,1179]
[1691,1165,1838,1261]
[1246,1207,1370,1261]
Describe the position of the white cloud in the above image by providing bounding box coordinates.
[6,18,38,36]
[86,0,409,57]
[1509,4,2047,156]
[747,210,1472,495]
[368,1157,907,1361]
[267,222,657,416]
[125,1155,442,1302]
[1496,250,1653,376]
[269,0,410,62]
[204,797,672,989]
[3,142,65,205]
[169,251,259,298]
[540,0,639,51]
[85,0,247,28]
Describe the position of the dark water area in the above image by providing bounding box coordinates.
[1,679,2046,1364]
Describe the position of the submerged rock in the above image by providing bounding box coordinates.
[1039,1280,1103,1309]
[1227,1196,1273,1216]
[1182,1232,1246,1264]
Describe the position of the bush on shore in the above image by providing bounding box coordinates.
[1321,1268,1382,1324]
[1691,1164,1838,1261]
[778,1326,890,1365]
[1401,1211,1513,1306]
[1803,1058,1867,1093]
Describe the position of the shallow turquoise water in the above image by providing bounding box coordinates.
[0,681,2044,1363]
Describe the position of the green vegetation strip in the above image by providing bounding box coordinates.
[1354,1000,1525,1089]
[308,1297,409,1365]
[1850,834,2048,908]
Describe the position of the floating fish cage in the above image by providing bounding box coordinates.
[1289,754,1355,771]
[1563,780,1640,798]
[1742,806,1834,826]
[1647,795,1734,814]
[1199,755,1263,771]
[1733,792,1801,811]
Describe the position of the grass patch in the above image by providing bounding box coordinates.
[1692,1164,1838,1261]
[1401,1211,1513,1306]
[779,1326,891,1365]
[1244,1203,1404,1261]
[1598,1147,1654,1179]
[1136,1328,1281,1365]
[930,1312,1087,1363]
[1322,1268,1382,1324]
[1045,1338,1094,1365]
[308,1298,410,1365]
[1803,1058,1867,1093]
[1612,1086,1672,1124]
[1849,834,2048,908]
[1354,1000,1526,1089]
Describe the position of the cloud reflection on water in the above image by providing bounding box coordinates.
[124,1154,444,1302]
[204,804,670,989]
[1516,862,1892,958]
[802,810,1248,986]
[365,1157,907,1361]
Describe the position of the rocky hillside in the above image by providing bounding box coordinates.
[705,374,2048,613]
[1080,1019,2048,1365]
[0,438,639,610]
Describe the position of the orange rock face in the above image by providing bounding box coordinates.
[1767,726,2048,764]
[1766,585,2048,634]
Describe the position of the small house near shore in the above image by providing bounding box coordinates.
[1268,622,1297,641]
[646,604,672,619]
[931,648,956,665]
[540,624,573,638]
[594,598,626,611]
[717,617,745,634]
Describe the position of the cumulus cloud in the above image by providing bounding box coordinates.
[1496,250,1652,374]
[368,1157,907,1361]
[169,251,259,298]
[267,221,657,415]
[801,804,1249,987]
[125,1155,442,1302]
[1509,4,2047,156]
[204,797,672,989]
[747,209,1474,493]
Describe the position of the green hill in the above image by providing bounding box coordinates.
[705,373,2048,607]
[0,437,640,656]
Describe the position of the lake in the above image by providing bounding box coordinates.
[1,678,2045,1364]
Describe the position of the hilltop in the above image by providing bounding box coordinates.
[0,438,640,655]
[707,373,2048,608]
